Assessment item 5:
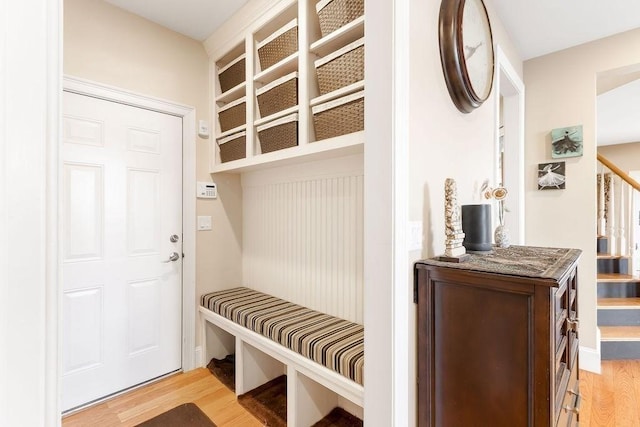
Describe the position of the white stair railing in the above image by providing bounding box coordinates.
[597,153,639,260]
[598,167,606,237]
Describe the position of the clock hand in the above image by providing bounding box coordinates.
[465,42,483,59]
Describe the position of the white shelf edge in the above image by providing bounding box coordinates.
[210,131,364,174]
[255,106,300,127]
[216,82,246,103]
[254,52,299,83]
[310,81,365,107]
[218,124,247,139]
[310,16,365,54]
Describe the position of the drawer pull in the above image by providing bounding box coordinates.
[567,317,580,329]
[563,405,579,415]
[568,388,582,398]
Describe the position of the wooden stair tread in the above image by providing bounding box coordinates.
[597,273,640,282]
[598,298,640,308]
[601,326,640,341]
[597,253,629,259]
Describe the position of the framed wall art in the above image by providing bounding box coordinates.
[538,161,566,190]
[551,125,583,158]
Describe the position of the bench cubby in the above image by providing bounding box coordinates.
[199,287,363,426]
[237,340,286,395]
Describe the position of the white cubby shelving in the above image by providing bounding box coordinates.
[254,52,299,84]
[215,82,246,104]
[208,0,366,174]
[310,15,364,57]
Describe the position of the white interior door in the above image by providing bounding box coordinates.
[61,91,183,411]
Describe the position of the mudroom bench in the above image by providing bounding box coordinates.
[199,287,364,425]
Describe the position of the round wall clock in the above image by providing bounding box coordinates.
[439,0,495,113]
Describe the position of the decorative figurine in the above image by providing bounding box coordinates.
[439,178,471,262]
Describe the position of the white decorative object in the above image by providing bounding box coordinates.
[442,178,469,261]
[494,224,510,248]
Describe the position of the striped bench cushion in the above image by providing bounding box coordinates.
[201,287,364,386]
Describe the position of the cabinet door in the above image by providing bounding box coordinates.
[417,269,533,426]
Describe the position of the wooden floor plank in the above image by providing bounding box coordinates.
[586,362,616,426]
[65,363,640,427]
[580,367,593,426]
[581,361,640,427]
[62,368,261,427]
[613,361,640,427]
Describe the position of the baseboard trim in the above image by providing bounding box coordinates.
[580,328,602,374]
[195,346,203,368]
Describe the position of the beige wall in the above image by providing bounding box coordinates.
[407,0,522,422]
[599,142,640,173]
[524,28,640,361]
[409,0,522,257]
[64,0,243,351]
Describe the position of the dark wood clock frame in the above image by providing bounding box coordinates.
[438,0,495,113]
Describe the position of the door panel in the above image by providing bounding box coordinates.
[63,164,104,261]
[63,287,103,374]
[62,91,182,411]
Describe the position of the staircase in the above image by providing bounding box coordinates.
[597,154,640,359]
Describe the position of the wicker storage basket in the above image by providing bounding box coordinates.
[218,97,246,133]
[315,38,364,95]
[218,131,246,163]
[257,113,299,153]
[218,54,246,93]
[316,0,364,37]
[312,90,363,141]
[256,72,298,118]
[257,19,298,71]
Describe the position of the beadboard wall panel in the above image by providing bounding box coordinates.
[242,155,364,324]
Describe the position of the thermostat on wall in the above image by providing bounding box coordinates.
[197,182,217,199]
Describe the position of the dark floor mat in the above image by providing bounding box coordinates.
[206,354,235,392]
[312,407,363,427]
[135,403,216,427]
[238,375,287,427]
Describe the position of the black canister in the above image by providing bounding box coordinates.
[461,204,492,252]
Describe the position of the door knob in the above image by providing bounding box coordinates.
[162,252,180,263]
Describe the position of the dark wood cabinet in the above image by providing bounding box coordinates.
[415,246,581,427]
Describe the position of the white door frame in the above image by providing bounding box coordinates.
[494,46,526,244]
[62,76,198,375]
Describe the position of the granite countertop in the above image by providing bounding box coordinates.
[416,245,582,282]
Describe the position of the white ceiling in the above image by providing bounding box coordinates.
[104,0,249,41]
[105,0,640,59]
[104,0,640,145]
[491,0,640,60]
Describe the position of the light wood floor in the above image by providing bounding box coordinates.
[62,368,261,427]
[580,360,640,426]
[64,361,640,426]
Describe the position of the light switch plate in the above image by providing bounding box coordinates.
[197,216,212,231]
[198,120,210,138]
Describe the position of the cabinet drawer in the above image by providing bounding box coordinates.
[555,282,568,321]
[568,330,579,370]
[556,366,579,426]
[555,308,568,351]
